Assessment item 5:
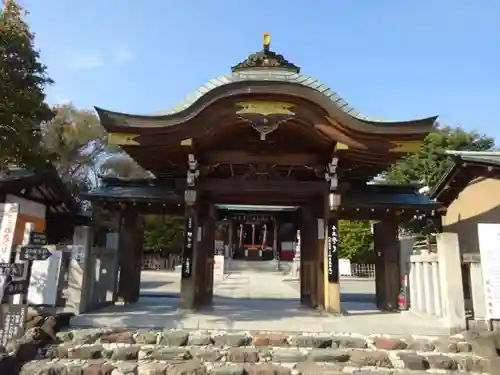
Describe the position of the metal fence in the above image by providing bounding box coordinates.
[348,263,376,279]
[142,254,180,270]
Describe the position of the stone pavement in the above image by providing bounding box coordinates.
[13,328,497,374]
[71,262,454,336]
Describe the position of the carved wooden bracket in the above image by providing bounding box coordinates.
[186,154,200,187]
[324,157,339,191]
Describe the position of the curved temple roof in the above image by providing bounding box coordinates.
[96,36,437,135]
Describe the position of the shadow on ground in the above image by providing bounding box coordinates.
[140,280,174,290]
[72,260,449,335]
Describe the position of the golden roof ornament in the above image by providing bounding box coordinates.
[231,33,300,73]
[263,32,271,52]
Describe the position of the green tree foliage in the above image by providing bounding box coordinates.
[383,125,495,187]
[338,220,374,262]
[0,0,54,168]
[383,124,495,236]
[143,215,184,254]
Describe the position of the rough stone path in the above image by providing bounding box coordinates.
[13,328,497,374]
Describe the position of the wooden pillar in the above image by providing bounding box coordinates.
[132,217,144,302]
[323,156,341,313]
[180,203,200,309]
[118,210,143,304]
[228,217,233,258]
[198,201,215,306]
[272,216,278,259]
[324,214,341,313]
[313,199,325,310]
[299,209,308,305]
[374,219,400,311]
[180,152,202,309]
[300,204,319,308]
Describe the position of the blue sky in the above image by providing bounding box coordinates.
[22,0,500,140]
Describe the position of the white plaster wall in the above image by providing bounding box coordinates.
[5,194,46,219]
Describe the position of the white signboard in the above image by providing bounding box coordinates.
[27,248,62,306]
[478,223,500,319]
[213,255,225,282]
[0,204,19,298]
[339,259,352,276]
[215,240,224,255]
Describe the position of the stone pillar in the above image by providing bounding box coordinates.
[469,260,486,320]
[105,232,120,303]
[374,220,400,311]
[399,236,415,309]
[436,232,466,332]
[66,226,92,314]
[118,211,143,304]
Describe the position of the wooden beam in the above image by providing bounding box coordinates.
[215,194,311,206]
[205,151,324,166]
[339,206,442,221]
[199,178,327,194]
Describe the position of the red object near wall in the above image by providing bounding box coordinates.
[280,250,294,261]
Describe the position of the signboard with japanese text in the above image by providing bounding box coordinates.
[0,263,24,277]
[0,204,19,301]
[19,246,52,261]
[0,304,26,346]
[327,218,339,283]
[27,248,62,306]
[181,215,195,279]
[29,232,47,246]
[3,280,28,296]
[478,223,500,319]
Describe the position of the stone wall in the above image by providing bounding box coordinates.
[7,328,499,374]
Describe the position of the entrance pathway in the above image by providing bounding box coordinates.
[71,261,453,336]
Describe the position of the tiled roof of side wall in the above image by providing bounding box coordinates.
[154,70,378,121]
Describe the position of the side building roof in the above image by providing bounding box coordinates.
[0,164,80,214]
[429,151,500,206]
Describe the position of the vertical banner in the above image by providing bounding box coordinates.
[0,204,19,295]
[478,223,500,320]
[327,218,339,283]
[181,215,195,279]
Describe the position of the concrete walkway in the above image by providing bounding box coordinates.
[71,261,453,336]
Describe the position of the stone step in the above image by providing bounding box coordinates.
[18,357,491,375]
[17,329,490,374]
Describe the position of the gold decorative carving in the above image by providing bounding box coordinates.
[180,138,193,147]
[335,142,349,150]
[235,101,295,116]
[235,101,295,140]
[107,133,139,146]
[390,140,423,153]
